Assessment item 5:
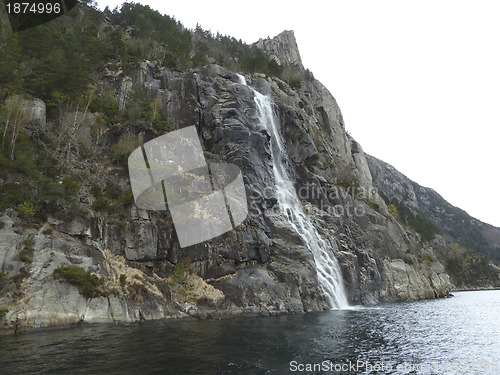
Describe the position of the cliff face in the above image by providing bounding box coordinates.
[255,30,304,70]
[0,31,459,333]
[367,154,500,264]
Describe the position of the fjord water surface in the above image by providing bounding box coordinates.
[1,290,499,374]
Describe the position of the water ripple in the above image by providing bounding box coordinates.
[0,290,499,374]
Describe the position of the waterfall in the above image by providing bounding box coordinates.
[238,74,348,309]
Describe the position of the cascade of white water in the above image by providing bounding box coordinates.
[237,74,348,308]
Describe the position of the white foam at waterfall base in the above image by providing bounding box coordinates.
[237,74,348,309]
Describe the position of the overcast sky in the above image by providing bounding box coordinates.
[98,0,500,227]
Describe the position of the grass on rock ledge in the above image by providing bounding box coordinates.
[54,265,105,299]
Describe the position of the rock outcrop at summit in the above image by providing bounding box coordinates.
[255,30,304,70]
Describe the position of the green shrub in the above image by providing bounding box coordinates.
[367,200,381,213]
[337,176,361,196]
[0,271,9,289]
[422,254,433,262]
[191,51,208,68]
[115,188,134,206]
[153,115,169,132]
[119,274,127,286]
[91,92,119,123]
[403,256,415,265]
[62,176,79,197]
[18,238,33,263]
[18,248,32,263]
[54,265,104,299]
[111,138,138,167]
[446,250,498,286]
[0,308,8,320]
[287,78,302,90]
[380,196,440,243]
[93,187,134,219]
[92,197,110,211]
[386,203,398,219]
[17,201,35,219]
[304,155,319,168]
[0,181,31,209]
[172,262,188,285]
[90,185,102,197]
[147,98,170,132]
[104,183,120,199]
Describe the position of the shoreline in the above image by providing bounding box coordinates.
[450,286,500,292]
[3,289,500,336]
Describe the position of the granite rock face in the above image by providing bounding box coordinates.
[23,98,47,135]
[255,30,304,70]
[0,31,457,333]
[4,96,47,138]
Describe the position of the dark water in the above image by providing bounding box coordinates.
[1,290,499,375]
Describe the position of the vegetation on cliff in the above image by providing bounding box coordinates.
[54,265,105,299]
[0,2,283,104]
[381,193,441,243]
[0,1,288,220]
[368,155,500,264]
[378,182,499,289]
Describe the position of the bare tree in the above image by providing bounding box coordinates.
[2,95,30,160]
